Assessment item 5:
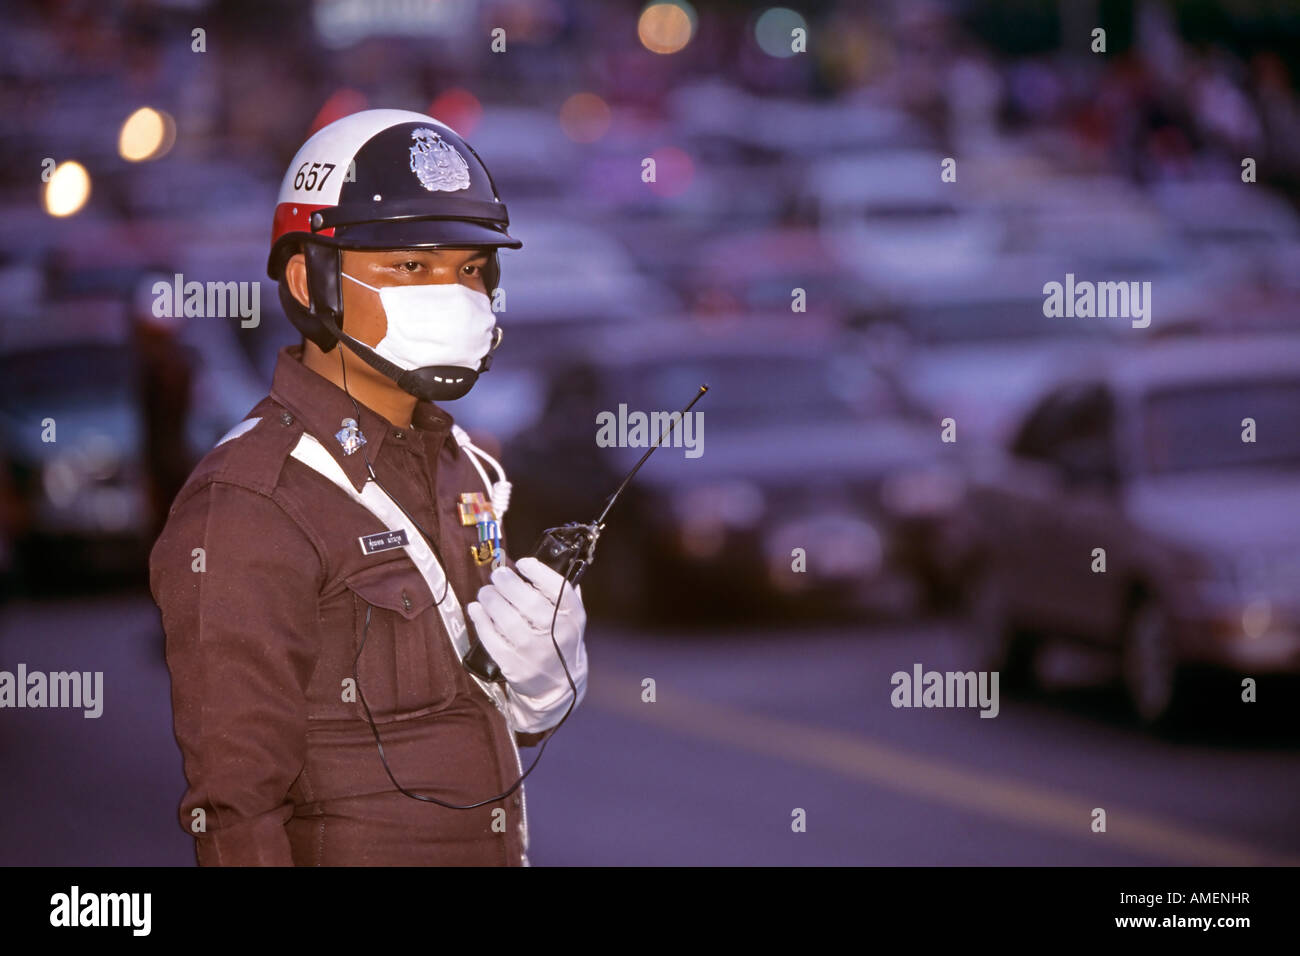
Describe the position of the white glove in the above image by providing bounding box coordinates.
[465,556,588,733]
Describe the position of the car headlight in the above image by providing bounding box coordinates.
[77,432,122,482]
[1241,598,1272,639]
[764,513,884,588]
[43,456,85,508]
[41,433,125,508]
[1186,551,1300,629]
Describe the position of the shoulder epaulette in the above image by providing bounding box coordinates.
[173,398,303,505]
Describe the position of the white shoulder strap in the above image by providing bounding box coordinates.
[216,416,262,446]
[288,432,486,666]
[288,430,529,857]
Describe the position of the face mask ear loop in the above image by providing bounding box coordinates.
[341,271,380,293]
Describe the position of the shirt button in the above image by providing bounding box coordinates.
[401,590,412,611]
[279,411,294,426]
[392,430,404,439]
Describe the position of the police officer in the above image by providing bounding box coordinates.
[149,109,588,866]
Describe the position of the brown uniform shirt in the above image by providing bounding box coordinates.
[150,344,540,866]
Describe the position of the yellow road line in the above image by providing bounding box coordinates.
[587,666,1299,866]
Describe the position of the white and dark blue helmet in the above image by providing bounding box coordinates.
[267,109,521,400]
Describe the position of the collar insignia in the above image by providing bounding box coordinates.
[336,418,367,456]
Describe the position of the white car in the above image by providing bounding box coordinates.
[808,150,1007,292]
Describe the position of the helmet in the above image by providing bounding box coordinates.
[267,108,522,400]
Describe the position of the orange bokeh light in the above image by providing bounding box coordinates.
[559,93,612,143]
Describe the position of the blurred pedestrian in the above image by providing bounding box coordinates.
[130,271,195,541]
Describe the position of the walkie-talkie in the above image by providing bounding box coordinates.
[463,384,709,683]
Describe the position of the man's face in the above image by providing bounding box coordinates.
[287,246,490,348]
[285,245,493,398]
[338,247,491,347]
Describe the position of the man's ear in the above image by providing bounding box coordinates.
[284,252,311,309]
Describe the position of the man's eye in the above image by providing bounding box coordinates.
[398,260,421,272]
[463,263,483,276]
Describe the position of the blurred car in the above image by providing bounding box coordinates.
[0,317,151,583]
[1150,179,1300,256]
[680,226,884,324]
[171,234,284,409]
[872,258,1132,446]
[0,448,20,601]
[500,320,936,622]
[806,149,1006,294]
[667,81,936,158]
[854,258,1133,607]
[590,150,806,283]
[465,106,583,205]
[117,158,272,225]
[985,173,1263,333]
[964,334,1300,726]
[980,174,1167,262]
[488,216,680,358]
[0,278,265,585]
[580,109,811,282]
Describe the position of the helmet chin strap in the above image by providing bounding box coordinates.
[315,311,491,402]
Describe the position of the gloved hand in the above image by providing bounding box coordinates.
[465,556,588,733]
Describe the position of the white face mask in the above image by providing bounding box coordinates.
[341,272,496,372]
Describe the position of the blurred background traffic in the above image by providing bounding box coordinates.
[1,0,1298,865]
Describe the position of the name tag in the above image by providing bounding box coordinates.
[359,529,410,555]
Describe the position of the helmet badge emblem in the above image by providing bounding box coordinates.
[409,128,471,192]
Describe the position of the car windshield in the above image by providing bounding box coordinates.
[1142,379,1300,475]
[0,344,133,406]
[633,351,889,426]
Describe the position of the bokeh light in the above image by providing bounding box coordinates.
[755,7,807,58]
[308,88,369,137]
[118,106,176,162]
[638,2,695,55]
[429,88,483,136]
[43,160,91,217]
[559,92,612,143]
[647,145,694,197]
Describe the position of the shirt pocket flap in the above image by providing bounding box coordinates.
[343,561,436,621]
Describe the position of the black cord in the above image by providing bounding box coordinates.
[337,345,580,809]
[352,557,581,808]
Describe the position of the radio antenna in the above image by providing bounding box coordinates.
[594,384,708,528]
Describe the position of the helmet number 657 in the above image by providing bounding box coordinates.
[294,162,336,191]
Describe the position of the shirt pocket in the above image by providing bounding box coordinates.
[343,561,461,723]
